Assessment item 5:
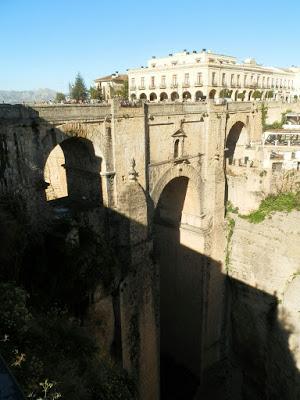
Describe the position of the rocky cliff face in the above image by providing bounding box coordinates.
[228,211,300,400]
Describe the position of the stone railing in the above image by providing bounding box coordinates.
[32,104,111,123]
[147,102,207,115]
[0,104,39,120]
[227,101,254,112]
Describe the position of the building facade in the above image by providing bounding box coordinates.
[128,49,300,102]
[94,73,127,101]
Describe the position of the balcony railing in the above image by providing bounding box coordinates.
[194,82,203,87]
[160,84,167,89]
[231,83,236,87]
[130,86,136,91]
[138,85,145,90]
[212,82,218,86]
[149,85,156,90]
[170,83,178,88]
[182,82,190,88]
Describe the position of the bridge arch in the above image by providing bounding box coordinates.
[151,164,202,211]
[152,167,205,396]
[44,136,103,206]
[225,121,249,165]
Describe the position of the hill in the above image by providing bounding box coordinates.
[0,88,57,104]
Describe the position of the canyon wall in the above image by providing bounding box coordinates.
[228,211,300,399]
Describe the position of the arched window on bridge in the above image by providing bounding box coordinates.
[44,137,102,207]
[174,139,180,159]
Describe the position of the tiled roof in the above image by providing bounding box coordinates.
[94,74,127,83]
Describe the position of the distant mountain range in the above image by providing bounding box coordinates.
[0,88,57,104]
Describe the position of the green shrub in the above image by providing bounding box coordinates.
[241,192,300,223]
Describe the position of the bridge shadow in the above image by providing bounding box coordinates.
[0,104,300,399]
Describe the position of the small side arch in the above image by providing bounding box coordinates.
[183,91,192,100]
[160,92,168,101]
[150,92,157,101]
[209,89,216,99]
[195,91,204,101]
[171,92,179,101]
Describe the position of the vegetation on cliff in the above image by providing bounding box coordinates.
[241,192,300,223]
[0,193,136,399]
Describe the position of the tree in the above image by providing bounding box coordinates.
[120,79,129,100]
[89,86,102,101]
[252,90,262,100]
[55,92,66,103]
[237,91,246,101]
[220,89,232,99]
[112,79,129,100]
[70,73,88,102]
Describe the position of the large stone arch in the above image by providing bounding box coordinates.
[152,165,212,397]
[151,163,202,215]
[41,122,106,170]
[42,124,104,205]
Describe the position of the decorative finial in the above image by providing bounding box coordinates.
[128,158,138,181]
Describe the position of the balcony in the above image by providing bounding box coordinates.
[130,86,136,91]
[231,83,236,88]
[194,82,203,87]
[182,82,190,88]
[160,84,167,89]
[170,83,178,88]
[212,82,218,87]
[249,84,258,89]
[149,85,156,90]
[138,85,145,90]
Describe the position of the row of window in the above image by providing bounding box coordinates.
[212,72,294,89]
[130,73,203,89]
[130,73,294,90]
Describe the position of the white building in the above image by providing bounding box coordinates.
[128,49,300,102]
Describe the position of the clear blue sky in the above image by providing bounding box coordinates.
[1,0,299,92]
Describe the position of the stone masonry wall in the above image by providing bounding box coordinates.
[228,211,300,399]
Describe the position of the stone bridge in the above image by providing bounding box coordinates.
[0,101,262,399]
